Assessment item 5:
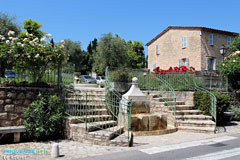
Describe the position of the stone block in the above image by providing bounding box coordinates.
[4,105,15,112]
[15,118,24,126]
[131,101,150,114]
[0,120,12,127]
[15,106,25,113]
[0,91,6,99]
[149,115,161,131]
[17,92,25,100]
[0,113,7,119]
[131,115,149,131]
[13,100,24,105]
[5,99,12,104]
[7,92,16,99]
[26,92,35,99]
[9,113,18,120]
[0,100,4,105]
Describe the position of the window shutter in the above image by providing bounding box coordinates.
[215,58,218,70]
[227,36,232,45]
[209,34,214,45]
[212,34,214,45]
[207,58,211,70]
[185,58,189,68]
[179,59,182,67]
[156,45,160,55]
[182,37,187,48]
[153,63,156,70]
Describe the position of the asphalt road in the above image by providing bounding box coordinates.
[79,134,240,160]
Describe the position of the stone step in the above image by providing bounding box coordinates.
[66,108,108,115]
[70,120,117,132]
[110,133,129,147]
[176,120,216,127]
[177,126,215,134]
[175,115,213,121]
[169,110,203,115]
[154,101,185,106]
[152,97,175,102]
[73,87,105,93]
[88,126,124,140]
[74,84,99,88]
[66,97,105,104]
[168,105,195,110]
[66,115,113,124]
[68,93,105,98]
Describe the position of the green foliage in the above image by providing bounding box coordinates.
[127,40,145,69]
[228,34,240,52]
[230,104,240,121]
[0,19,65,82]
[214,91,231,124]
[93,33,129,75]
[22,18,44,38]
[109,68,132,82]
[63,39,90,74]
[0,12,21,77]
[87,38,97,72]
[218,54,240,90]
[0,12,20,37]
[24,94,64,141]
[193,91,211,115]
[193,91,230,124]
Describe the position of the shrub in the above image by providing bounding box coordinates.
[24,94,64,141]
[193,91,230,124]
[109,68,132,82]
[230,105,240,121]
[193,91,210,115]
[213,92,231,124]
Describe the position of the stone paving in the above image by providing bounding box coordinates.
[0,121,240,160]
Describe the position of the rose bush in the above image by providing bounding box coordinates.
[153,65,198,75]
[0,19,65,82]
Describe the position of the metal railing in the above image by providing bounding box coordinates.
[105,67,132,145]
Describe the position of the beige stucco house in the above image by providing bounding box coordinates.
[146,26,238,71]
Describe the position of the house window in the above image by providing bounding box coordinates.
[156,45,160,55]
[209,34,214,46]
[153,63,156,70]
[227,36,232,45]
[207,57,218,70]
[182,37,187,49]
[179,58,189,68]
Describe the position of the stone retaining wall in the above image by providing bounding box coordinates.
[0,87,58,127]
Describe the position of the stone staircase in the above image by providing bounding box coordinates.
[65,84,130,146]
[145,91,216,133]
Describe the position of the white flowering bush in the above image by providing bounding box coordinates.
[0,19,65,82]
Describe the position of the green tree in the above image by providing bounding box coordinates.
[93,33,129,75]
[218,34,240,90]
[127,40,145,69]
[0,18,65,82]
[0,12,21,77]
[87,38,98,72]
[228,34,240,53]
[218,54,240,90]
[63,39,90,74]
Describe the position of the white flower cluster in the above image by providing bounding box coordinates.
[0,35,5,41]
[8,30,15,36]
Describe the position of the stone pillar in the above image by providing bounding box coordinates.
[119,77,150,114]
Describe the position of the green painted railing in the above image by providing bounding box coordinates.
[105,67,132,145]
[194,81,217,122]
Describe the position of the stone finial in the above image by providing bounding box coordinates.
[132,77,138,84]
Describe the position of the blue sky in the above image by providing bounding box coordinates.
[0,0,239,56]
